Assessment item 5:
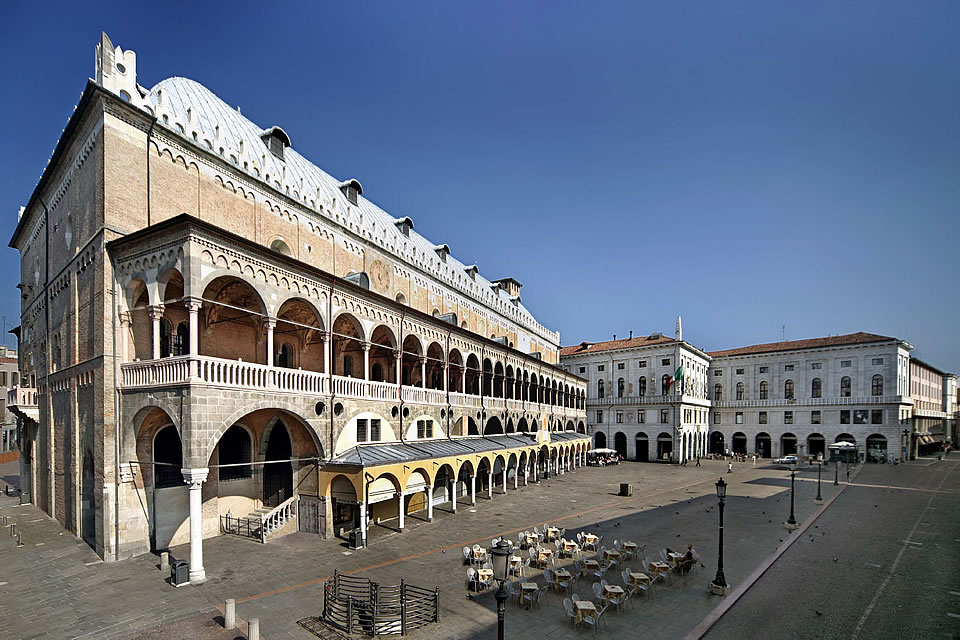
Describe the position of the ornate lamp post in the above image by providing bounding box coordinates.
[834,458,839,486]
[903,428,910,462]
[491,539,511,640]
[815,460,823,502]
[710,478,728,594]
[785,461,799,530]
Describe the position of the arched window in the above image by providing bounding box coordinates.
[276,343,293,368]
[173,322,188,356]
[218,425,252,480]
[617,378,625,397]
[343,355,354,378]
[638,376,646,396]
[372,362,384,382]
[714,383,722,402]
[840,376,851,397]
[736,382,744,400]
[759,380,768,400]
[597,380,604,399]
[159,318,172,358]
[270,238,291,256]
[784,379,794,399]
[871,374,883,396]
[811,378,822,398]
[661,374,671,395]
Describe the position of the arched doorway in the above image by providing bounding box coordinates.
[263,422,293,507]
[595,432,607,449]
[657,432,673,461]
[731,432,747,455]
[866,434,887,463]
[780,433,797,456]
[614,432,627,459]
[756,432,771,458]
[635,433,649,462]
[709,431,725,455]
[807,433,825,459]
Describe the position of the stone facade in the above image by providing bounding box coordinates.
[9,34,587,575]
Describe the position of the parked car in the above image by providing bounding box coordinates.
[774,454,799,465]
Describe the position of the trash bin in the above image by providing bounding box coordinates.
[348,529,363,549]
[619,483,632,497]
[170,560,190,587]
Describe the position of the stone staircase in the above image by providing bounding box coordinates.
[222,495,299,543]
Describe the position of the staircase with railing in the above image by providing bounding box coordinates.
[220,495,299,543]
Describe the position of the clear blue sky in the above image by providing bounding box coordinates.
[1,2,957,370]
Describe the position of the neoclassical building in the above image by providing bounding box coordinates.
[8,34,587,581]
[559,321,711,463]
[562,327,949,466]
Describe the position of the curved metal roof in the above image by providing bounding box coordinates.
[145,77,556,344]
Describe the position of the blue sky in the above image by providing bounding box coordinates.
[1,2,957,370]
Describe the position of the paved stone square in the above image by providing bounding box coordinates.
[1,457,841,639]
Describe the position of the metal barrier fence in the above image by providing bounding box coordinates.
[321,571,440,636]
[220,513,263,543]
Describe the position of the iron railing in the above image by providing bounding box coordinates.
[322,571,439,636]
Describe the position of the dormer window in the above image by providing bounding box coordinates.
[465,264,478,280]
[394,216,414,236]
[339,179,362,205]
[434,244,449,262]
[260,126,291,161]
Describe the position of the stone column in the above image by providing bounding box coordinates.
[394,351,402,386]
[442,363,449,393]
[264,318,276,368]
[513,468,518,490]
[182,468,209,584]
[358,501,368,546]
[362,342,371,381]
[461,369,467,394]
[470,474,476,505]
[419,357,427,388]
[450,478,457,513]
[148,305,165,360]
[321,331,331,391]
[185,297,202,356]
[397,492,405,531]
[426,485,433,521]
[488,471,493,499]
[119,312,131,363]
[523,464,528,486]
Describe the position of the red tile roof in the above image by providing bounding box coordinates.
[560,334,676,357]
[707,332,897,358]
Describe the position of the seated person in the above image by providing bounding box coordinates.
[678,544,695,573]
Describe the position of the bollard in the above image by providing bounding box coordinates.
[17,532,23,547]
[247,618,259,640]
[224,599,235,629]
[160,551,170,571]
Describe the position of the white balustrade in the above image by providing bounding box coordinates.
[7,386,38,408]
[121,356,328,394]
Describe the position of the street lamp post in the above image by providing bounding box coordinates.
[815,461,823,502]
[834,459,839,486]
[710,478,728,594]
[491,539,511,640]
[785,462,799,529]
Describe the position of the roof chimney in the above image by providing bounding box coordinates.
[613,334,617,340]
[676,316,683,342]
[629,330,633,339]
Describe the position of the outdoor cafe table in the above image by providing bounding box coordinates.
[474,547,488,563]
[583,533,599,545]
[521,582,538,608]
[583,559,600,571]
[649,561,670,578]
[509,555,523,575]
[573,600,597,623]
[628,571,651,586]
[554,568,571,581]
[667,551,684,565]
[623,541,638,553]
[603,549,622,562]
[524,533,539,547]
[562,540,579,556]
[602,584,625,599]
[546,526,561,541]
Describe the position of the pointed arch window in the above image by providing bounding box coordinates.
[638,376,646,397]
[784,379,794,400]
[714,383,722,402]
[736,382,744,400]
[871,374,883,396]
[597,379,605,399]
[173,322,188,356]
[617,378,625,397]
[661,374,671,395]
[811,378,822,398]
[759,380,769,400]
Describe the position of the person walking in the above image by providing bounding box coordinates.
[695,456,701,467]
[727,461,733,474]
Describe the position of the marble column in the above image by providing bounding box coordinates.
[148,305,165,360]
[182,468,209,584]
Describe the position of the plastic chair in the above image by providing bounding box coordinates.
[556,570,572,595]
[467,567,478,591]
[592,581,604,602]
[590,563,608,582]
[563,599,578,627]
[582,604,609,634]
[571,592,581,602]
[462,546,473,565]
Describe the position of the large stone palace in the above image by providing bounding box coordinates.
[7,34,587,581]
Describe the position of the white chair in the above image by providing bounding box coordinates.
[590,563,608,582]
[592,581,604,602]
[571,592,581,602]
[582,604,608,634]
[505,580,520,605]
[462,546,473,565]
[556,570,572,595]
[467,567,478,591]
[563,598,577,627]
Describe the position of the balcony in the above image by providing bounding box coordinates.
[712,395,906,409]
[7,386,39,422]
[120,356,587,415]
[587,394,685,407]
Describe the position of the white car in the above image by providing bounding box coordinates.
[774,455,799,465]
